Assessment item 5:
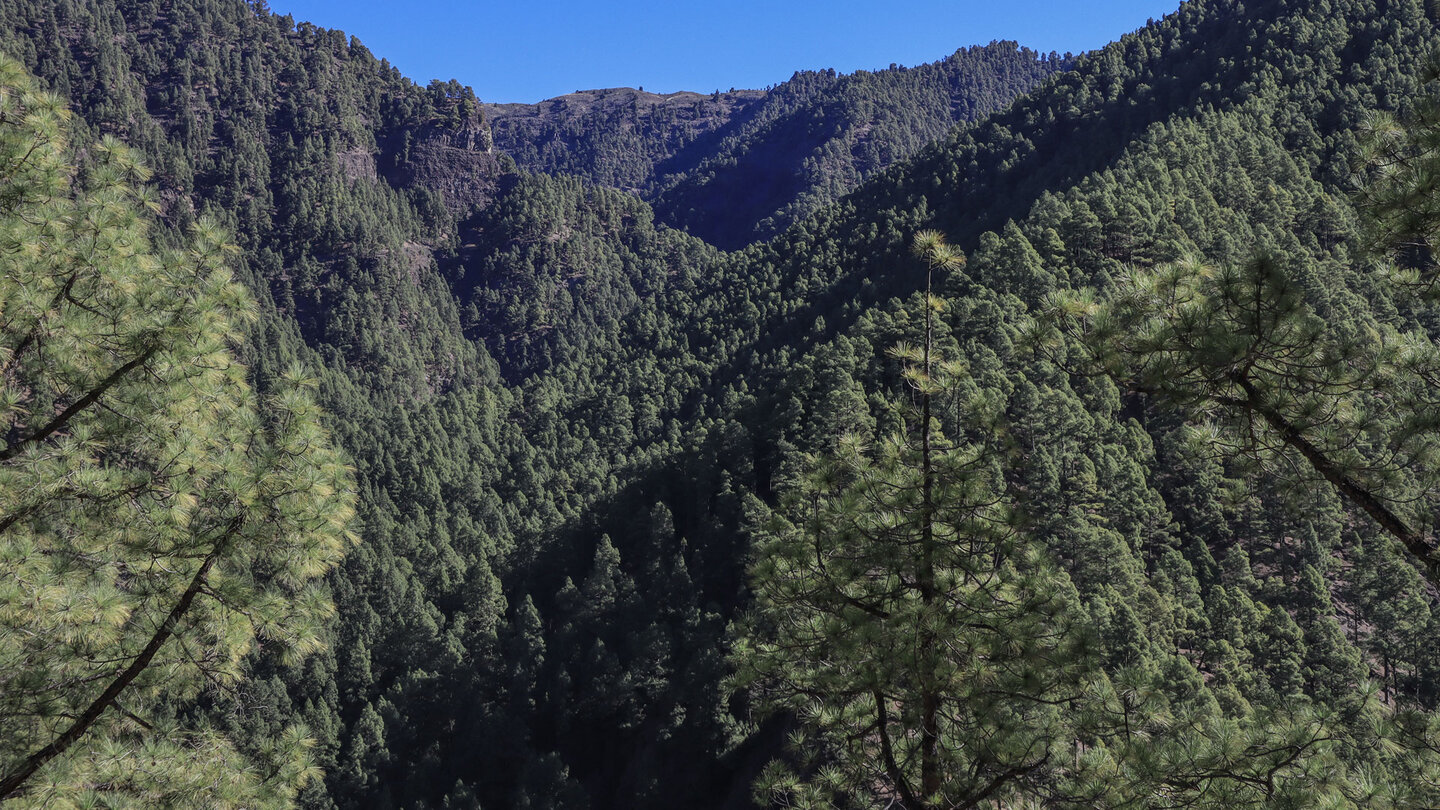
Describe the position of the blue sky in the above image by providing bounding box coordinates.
[270,0,1184,104]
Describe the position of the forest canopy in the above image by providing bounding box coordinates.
[3,0,1440,807]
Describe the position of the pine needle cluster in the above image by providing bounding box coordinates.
[0,56,356,806]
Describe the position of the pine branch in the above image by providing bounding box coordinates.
[0,346,156,463]
[955,756,1048,809]
[0,515,240,800]
[1229,375,1440,586]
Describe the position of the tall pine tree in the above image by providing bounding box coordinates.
[728,233,1094,808]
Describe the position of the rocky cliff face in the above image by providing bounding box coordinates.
[386,112,510,215]
[485,87,767,192]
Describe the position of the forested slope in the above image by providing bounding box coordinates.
[488,43,1068,248]
[0,1,562,806]
[470,0,1440,802]
[5,0,1440,807]
[485,86,766,193]
[649,43,1070,248]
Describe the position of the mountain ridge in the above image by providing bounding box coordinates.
[5,0,1440,807]
[486,42,1071,248]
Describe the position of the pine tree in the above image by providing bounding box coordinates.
[0,57,355,806]
[728,233,1094,809]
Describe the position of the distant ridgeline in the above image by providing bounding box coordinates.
[2,0,1440,807]
[485,44,1071,249]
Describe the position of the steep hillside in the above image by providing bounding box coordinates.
[447,0,1440,800]
[0,2,561,807]
[444,173,719,379]
[488,43,1069,248]
[480,0,1440,803]
[6,0,1440,807]
[651,43,1070,247]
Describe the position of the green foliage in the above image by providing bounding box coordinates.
[0,56,355,806]
[1354,63,1440,296]
[728,236,1440,808]
[9,0,1440,806]
[1047,248,1440,583]
[730,377,1094,807]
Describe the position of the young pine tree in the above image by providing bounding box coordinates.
[728,233,1095,809]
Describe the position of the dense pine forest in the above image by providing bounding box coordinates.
[6,0,1440,807]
